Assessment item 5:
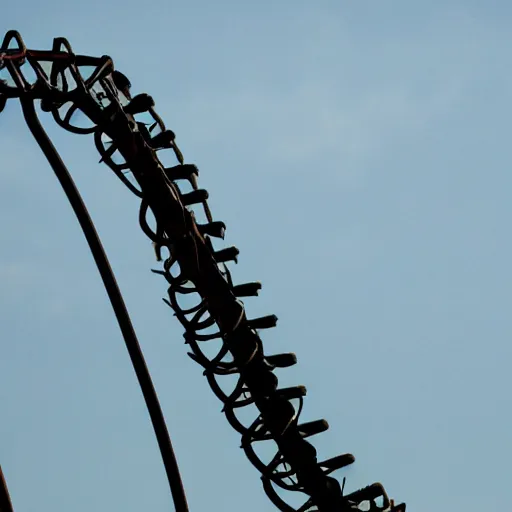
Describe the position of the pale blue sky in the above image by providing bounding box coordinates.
[1,2,512,511]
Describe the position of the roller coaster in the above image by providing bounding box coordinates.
[0,31,406,512]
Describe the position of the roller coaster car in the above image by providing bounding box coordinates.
[344,482,406,511]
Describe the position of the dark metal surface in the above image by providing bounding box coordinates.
[0,466,15,512]
[0,30,406,512]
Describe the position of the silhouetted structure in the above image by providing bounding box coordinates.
[0,31,405,512]
[0,465,14,512]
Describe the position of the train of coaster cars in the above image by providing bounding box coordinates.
[0,31,406,512]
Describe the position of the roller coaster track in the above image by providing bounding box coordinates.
[0,31,406,512]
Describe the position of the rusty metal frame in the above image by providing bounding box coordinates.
[0,31,406,512]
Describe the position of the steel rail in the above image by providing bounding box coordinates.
[16,93,189,512]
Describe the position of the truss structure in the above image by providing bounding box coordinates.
[0,31,406,512]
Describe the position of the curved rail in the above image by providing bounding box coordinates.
[18,97,189,512]
[0,30,406,512]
